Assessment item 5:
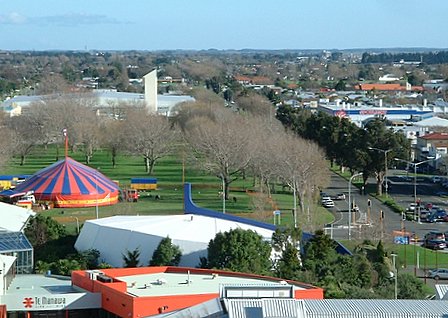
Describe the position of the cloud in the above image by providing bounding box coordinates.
[32,13,127,26]
[0,12,27,24]
[0,12,128,26]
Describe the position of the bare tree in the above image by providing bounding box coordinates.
[123,109,179,175]
[6,114,43,166]
[184,108,254,200]
[100,119,127,168]
[235,92,274,118]
[74,106,102,164]
[274,133,329,230]
[246,116,285,197]
[27,93,99,161]
[35,73,71,95]
[0,114,15,171]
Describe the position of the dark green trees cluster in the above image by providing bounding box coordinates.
[200,228,272,275]
[201,228,427,299]
[122,237,182,268]
[276,105,411,195]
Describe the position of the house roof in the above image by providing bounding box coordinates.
[0,202,35,232]
[414,117,448,127]
[356,83,404,91]
[420,132,448,140]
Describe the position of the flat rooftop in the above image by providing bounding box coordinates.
[117,271,301,297]
[6,274,80,296]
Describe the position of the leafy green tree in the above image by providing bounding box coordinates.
[302,230,338,279]
[75,249,101,269]
[150,237,182,266]
[397,273,427,299]
[364,119,410,195]
[334,79,346,91]
[122,248,141,268]
[25,214,66,248]
[50,259,81,276]
[204,228,272,275]
[272,227,302,279]
[275,243,302,280]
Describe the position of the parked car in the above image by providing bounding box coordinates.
[424,231,446,249]
[420,210,432,222]
[407,203,418,212]
[334,193,346,200]
[425,231,445,241]
[425,240,446,250]
[432,176,443,183]
[427,268,448,280]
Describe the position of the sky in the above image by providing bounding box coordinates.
[1,0,448,51]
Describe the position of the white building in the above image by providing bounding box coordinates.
[0,70,194,117]
[74,214,275,268]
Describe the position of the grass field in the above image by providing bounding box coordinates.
[4,146,334,234]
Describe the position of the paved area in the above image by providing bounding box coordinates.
[323,172,448,242]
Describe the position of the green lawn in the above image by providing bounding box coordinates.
[4,146,334,234]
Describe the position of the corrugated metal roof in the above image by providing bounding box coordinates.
[304,299,448,318]
[435,284,448,300]
[225,298,306,318]
[262,299,305,318]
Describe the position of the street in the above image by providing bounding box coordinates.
[323,172,448,242]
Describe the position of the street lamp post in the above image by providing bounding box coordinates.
[71,216,80,234]
[368,147,392,196]
[222,175,225,214]
[391,253,398,299]
[95,167,100,219]
[348,172,363,240]
[292,176,297,229]
[394,157,434,222]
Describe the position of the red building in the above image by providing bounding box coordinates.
[71,266,323,318]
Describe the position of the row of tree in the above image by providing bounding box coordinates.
[362,51,448,66]
[1,90,330,229]
[276,105,411,196]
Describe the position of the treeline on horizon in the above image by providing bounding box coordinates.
[362,51,448,64]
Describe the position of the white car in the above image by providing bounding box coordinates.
[407,203,418,212]
[322,199,335,208]
[432,176,443,183]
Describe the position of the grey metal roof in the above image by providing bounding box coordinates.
[303,299,448,318]
[224,298,306,318]
[0,231,32,253]
[435,284,448,300]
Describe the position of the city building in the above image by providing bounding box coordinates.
[0,70,194,117]
[0,266,323,318]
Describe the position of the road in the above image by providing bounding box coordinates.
[323,172,448,242]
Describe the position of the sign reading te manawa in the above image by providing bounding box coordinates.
[0,293,101,311]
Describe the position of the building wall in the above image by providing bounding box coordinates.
[144,70,158,113]
[72,267,323,318]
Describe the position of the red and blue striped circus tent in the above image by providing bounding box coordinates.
[1,157,120,208]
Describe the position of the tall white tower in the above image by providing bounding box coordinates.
[144,69,158,113]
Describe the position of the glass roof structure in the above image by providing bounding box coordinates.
[0,231,32,252]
